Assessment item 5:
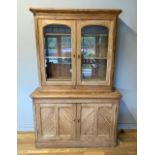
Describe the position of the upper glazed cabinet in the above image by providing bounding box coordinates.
[31,9,121,91]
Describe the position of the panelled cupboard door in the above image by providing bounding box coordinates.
[76,103,118,144]
[77,20,116,86]
[35,103,76,141]
[38,20,76,86]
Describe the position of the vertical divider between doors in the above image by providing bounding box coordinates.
[55,104,59,137]
[74,20,77,88]
[76,103,81,140]
[73,103,77,139]
[76,21,81,85]
[94,105,99,136]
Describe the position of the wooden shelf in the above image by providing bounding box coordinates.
[82,34,108,37]
[46,56,107,60]
[47,78,71,81]
[45,33,71,36]
[83,57,107,59]
[82,78,106,81]
[47,63,71,65]
[46,56,71,59]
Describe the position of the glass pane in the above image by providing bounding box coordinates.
[43,25,72,80]
[81,25,108,81]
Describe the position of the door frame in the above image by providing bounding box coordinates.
[76,20,115,86]
[38,19,76,86]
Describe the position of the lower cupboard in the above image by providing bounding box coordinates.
[33,98,120,147]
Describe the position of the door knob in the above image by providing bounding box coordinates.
[78,55,81,59]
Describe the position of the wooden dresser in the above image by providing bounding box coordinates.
[30,8,122,147]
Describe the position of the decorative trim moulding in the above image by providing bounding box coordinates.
[17,123,137,131]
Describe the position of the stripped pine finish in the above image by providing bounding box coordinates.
[30,9,122,148]
[30,8,122,91]
[36,104,76,141]
[40,106,57,137]
[32,95,120,147]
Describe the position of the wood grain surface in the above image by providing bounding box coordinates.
[30,8,122,148]
[31,8,121,90]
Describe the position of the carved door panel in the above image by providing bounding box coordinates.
[77,103,117,143]
[36,103,76,141]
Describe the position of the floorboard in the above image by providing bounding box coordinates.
[17,130,137,155]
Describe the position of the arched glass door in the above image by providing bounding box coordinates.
[38,20,76,86]
[44,24,72,80]
[81,25,108,81]
[77,20,112,86]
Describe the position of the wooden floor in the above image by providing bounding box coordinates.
[17,130,137,155]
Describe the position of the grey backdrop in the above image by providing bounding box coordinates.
[17,0,137,131]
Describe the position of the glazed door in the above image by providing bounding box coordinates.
[76,103,116,144]
[38,20,76,86]
[77,20,115,86]
[35,103,76,141]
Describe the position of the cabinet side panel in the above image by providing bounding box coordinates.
[109,18,117,87]
[34,16,42,86]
